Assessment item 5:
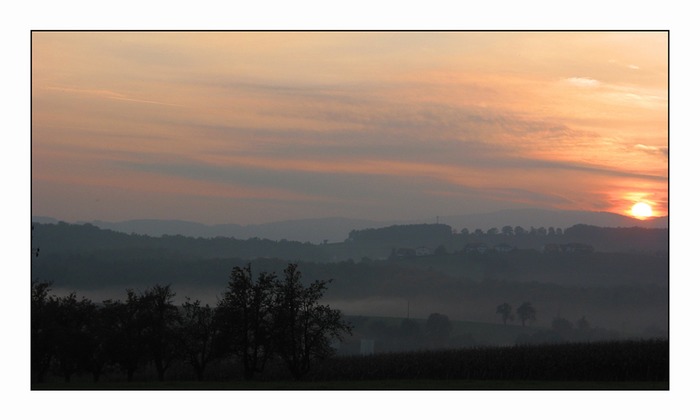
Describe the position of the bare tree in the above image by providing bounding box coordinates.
[178,298,221,381]
[272,264,352,381]
[141,284,180,381]
[496,302,514,325]
[101,290,147,382]
[218,264,277,380]
[516,302,537,326]
[53,293,96,382]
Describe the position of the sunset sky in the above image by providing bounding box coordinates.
[31,31,668,225]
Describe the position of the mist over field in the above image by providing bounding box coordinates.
[32,215,668,339]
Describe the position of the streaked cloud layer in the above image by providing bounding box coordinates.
[32,31,668,224]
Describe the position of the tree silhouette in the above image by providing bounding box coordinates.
[30,263,355,385]
[177,298,221,381]
[85,303,113,382]
[31,281,57,383]
[218,264,277,380]
[140,284,180,381]
[496,302,514,325]
[53,293,96,382]
[272,263,352,381]
[31,225,40,257]
[102,290,147,382]
[516,302,537,326]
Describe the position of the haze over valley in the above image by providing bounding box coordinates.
[33,208,668,244]
[32,214,668,342]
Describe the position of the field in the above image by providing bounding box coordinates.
[32,379,668,390]
[33,339,668,390]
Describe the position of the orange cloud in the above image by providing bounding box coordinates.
[31,32,668,224]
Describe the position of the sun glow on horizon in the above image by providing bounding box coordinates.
[31,32,668,225]
[630,202,654,219]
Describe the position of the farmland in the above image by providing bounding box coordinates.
[34,339,668,390]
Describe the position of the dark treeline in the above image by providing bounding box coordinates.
[348,223,667,256]
[32,222,668,264]
[32,248,668,292]
[31,263,351,385]
[32,222,668,291]
[32,222,331,261]
[348,223,453,245]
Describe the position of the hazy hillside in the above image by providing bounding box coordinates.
[439,209,668,231]
[31,221,668,336]
[32,208,667,244]
[73,217,388,244]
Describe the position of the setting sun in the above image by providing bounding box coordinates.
[631,202,653,219]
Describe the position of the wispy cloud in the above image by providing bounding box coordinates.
[564,77,601,88]
[31,32,669,223]
[44,86,184,107]
[634,143,669,157]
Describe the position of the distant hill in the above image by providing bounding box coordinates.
[39,217,391,244]
[31,216,60,224]
[32,208,668,243]
[438,209,668,232]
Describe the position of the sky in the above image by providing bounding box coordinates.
[31,31,668,225]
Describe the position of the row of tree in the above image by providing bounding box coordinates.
[496,302,609,342]
[461,226,564,237]
[31,263,352,384]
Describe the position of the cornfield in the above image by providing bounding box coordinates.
[308,339,668,383]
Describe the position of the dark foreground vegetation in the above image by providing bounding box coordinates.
[33,340,668,390]
[312,340,668,383]
[32,263,351,385]
[32,262,668,389]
